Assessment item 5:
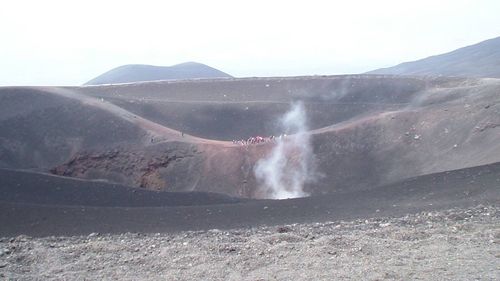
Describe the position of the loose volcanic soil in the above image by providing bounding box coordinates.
[2,75,500,197]
[1,75,500,280]
[1,205,498,281]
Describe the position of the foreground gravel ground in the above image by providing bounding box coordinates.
[1,205,499,280]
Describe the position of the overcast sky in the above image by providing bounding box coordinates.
[1,0,499,86]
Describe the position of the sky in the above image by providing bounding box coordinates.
[1,0,499,86]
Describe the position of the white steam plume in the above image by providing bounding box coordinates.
[254,101,317,199]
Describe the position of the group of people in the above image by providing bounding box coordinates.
[232,134,287,146]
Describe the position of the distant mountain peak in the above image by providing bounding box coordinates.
[367,36,500,78]
[84,62,232,85]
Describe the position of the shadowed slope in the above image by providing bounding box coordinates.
[1,161,499,237]
[0,86,212,191]
[77,76,500,196]
[1,76,500,198]
[78,75,438,140]
[0,87,147,170]
[0,169,243,207]
[309,81,500,193]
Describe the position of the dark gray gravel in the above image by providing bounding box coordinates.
[1,205,498,280]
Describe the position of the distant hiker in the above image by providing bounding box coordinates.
[181,132,184,137]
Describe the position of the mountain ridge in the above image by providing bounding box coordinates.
[367,36,500,78]
[84,62,232,85]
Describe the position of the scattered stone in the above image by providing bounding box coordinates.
[14,235,30,242]
[87,232,100,238]
[0,205,497,280]
[219,246,237,254]
[276,226,292,233]
[0,248,11,256]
